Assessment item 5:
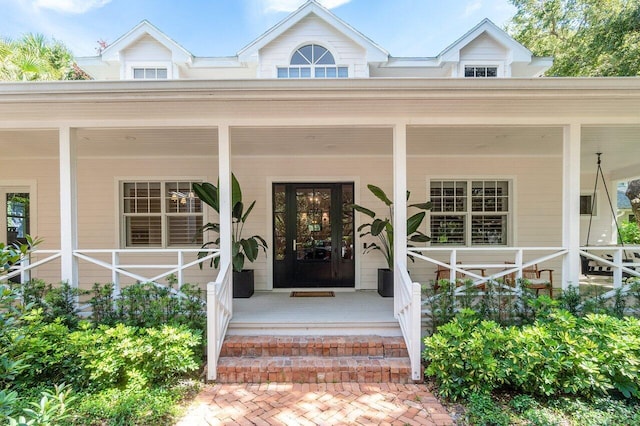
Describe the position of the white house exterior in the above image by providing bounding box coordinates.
[2,1,640,381]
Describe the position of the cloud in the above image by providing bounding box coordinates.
[464,0,482,17]
[260,0,351,13]
[32,0,111,14]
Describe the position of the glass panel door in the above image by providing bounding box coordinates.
[273,183,354,288]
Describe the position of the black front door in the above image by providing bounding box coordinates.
[273,183,355,288]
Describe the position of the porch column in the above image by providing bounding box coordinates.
[562,123,582,289]
[218,124,232,273]
[59,126,78,287]
[393,123,408,316]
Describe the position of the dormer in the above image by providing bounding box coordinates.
[438,19,552,78]
[238,0,388,79]
[76,20,193,80]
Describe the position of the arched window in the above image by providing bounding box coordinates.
[278,44,348,78]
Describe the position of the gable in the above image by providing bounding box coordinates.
[101,20,192,64]
[239,0,387,64]
[258,14,368,78]
[459,32,507,62]
[440,19,531,64]
[122,34,172,62]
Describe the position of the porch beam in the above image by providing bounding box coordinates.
[393,123,408,317]
[59,126,78,287]
[562,123,582,289]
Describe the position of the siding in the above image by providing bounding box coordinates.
[2,149,564,292]
[122,34,172,62]
[258,15,369,78]
[459,32,508,62]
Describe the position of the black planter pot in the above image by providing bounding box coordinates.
[233,269,254,298]
[377,268,394,297]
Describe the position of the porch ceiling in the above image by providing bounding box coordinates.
[0,126,638,178]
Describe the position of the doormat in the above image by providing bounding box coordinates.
[290,291,335,297]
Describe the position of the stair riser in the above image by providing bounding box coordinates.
[216,336,413,384]
[216,365,411,384]
[220,336,408,358]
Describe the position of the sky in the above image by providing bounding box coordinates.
[0,0,517,58]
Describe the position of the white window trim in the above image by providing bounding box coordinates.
[459,61,506,78]
[427,177,514,247]
[277,43,349,79]
[0,181,37,245]
[123,61,173,80]
[116,177,208,249]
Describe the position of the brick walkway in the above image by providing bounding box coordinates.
[176,383,454,425]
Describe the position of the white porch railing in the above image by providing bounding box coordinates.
[207,260,232,381]
[407,247,567,311]
[73,248,219,298]
[0,250,62,283]
[580,246,640,298]
[395,267,423,381]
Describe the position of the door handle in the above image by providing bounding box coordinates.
[293,239,297,251]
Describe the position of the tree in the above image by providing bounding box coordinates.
[0,33,89,81]
[626,179,640,225]
[507,0,640,76]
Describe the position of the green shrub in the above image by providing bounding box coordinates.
[71,385,195,426]
[89,280,205,332]
[423,309,640,400]
[423,310,512,399]
[465,393,511,426]
[12,280,86,329]
[619,220,640,244]
[72,322,202,391]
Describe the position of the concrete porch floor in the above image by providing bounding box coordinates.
[228,290,401,336]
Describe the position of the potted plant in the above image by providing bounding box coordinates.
[350,185,431,297]
[192,174,267,298]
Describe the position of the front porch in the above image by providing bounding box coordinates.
[2,79,640,383]
[229,290,399,336]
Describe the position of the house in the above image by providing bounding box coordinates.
[2,0,640,382]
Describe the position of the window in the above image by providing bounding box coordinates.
[580,194,596,216]
[430,180,510,246]
[122,181,203,248]
[464,66,498,78]
[277,44,348,79]
[132,67,168,80]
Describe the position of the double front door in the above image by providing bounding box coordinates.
[273,183,355,288]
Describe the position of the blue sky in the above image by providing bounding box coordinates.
[0,0,517,57]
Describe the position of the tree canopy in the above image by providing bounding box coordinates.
[0,33,89,81]
[507,0,640,76]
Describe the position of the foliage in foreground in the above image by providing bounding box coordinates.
[0,283,203,425]
[89,278,206,332]
[423,308,640,401]
[462,392,640,426]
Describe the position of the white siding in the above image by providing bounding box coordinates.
[258,15,368,78]
[459,32,508,62]
[122,34,172,62]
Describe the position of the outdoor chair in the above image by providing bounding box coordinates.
[504,262,553,297]
[434,263,486,290]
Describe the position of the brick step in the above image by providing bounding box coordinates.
[220,335,408,358]
[216,356,412,384]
